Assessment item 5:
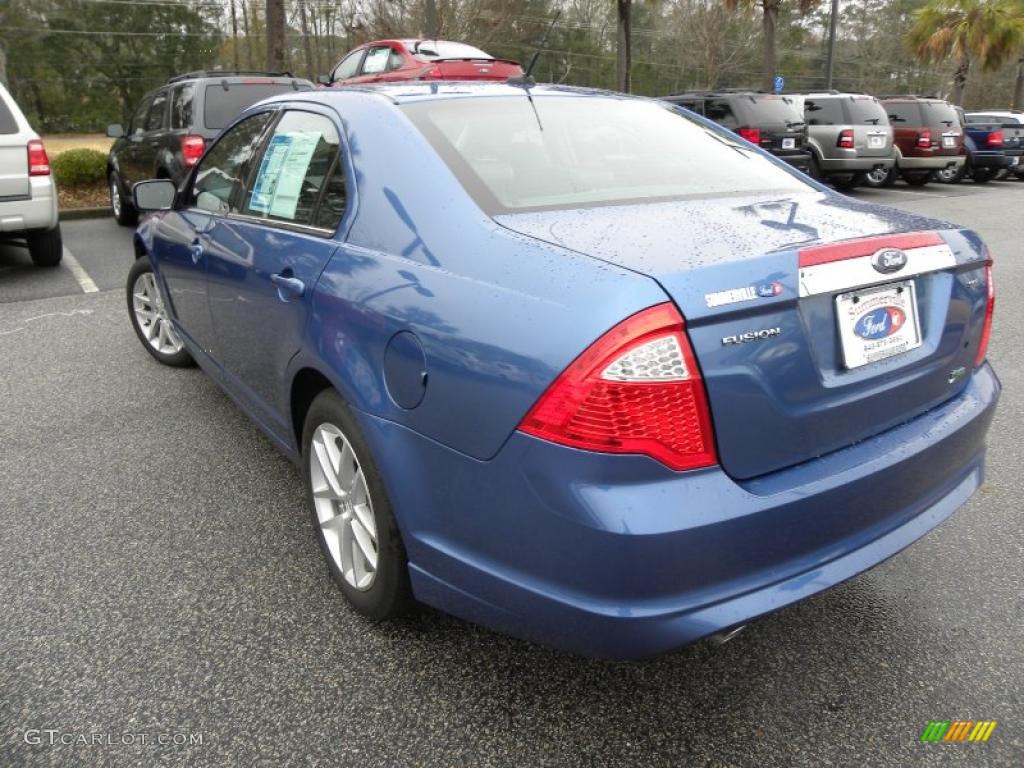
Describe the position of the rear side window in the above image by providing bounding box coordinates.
[145,90,168,132]
[846,98,888,125]
[244,110,343,227]
[705,99,738,128]
[804,98,844,125]
[171,85,194,130]
[0,96,18,134]
[885,102,921,124]
[202,83,300,130]
[189,111,275,214]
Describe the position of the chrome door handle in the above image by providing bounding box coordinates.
[271,273,305,299]
[189,241,204,264]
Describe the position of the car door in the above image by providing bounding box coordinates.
[120,94,153,187]
[137,88,169,179]
[153,111,277,353]
[204,107,347,438]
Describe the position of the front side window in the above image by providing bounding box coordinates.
[243,110,344,227]
[130,96,152,135]
[404,96,809,214]
[362,46,392,75]
[145,90,168,132]
[188,111,275,214]
[334,51,363,81]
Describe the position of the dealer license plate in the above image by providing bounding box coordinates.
[868,135,885,148]
[781,138,795,149]
[942,136,956,148]
[836,280,922,369]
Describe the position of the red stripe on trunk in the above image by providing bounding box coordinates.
[799,232,943,267]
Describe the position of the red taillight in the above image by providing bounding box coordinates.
[737,126,761,145]
[916,129,932,148]
[975,262,994,367]
[837,128,855,149]
[27,139,50,176]
[986,130,1004,148]
[421,66,444,80]
[180,135,205,168]
[518,303,717,471]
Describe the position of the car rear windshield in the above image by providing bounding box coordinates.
[413,42,491,60]
[0,97,18,134]
[742,95,804,125]
[920,102,959,127]
[403,96,809,214]
[885,102,922,124]
[846,97,888,125]
[202,83,299,129]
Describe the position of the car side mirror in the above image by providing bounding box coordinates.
[316,74,332,86]
[133,179,177,211]
[106,123,124,139]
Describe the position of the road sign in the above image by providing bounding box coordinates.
[774,75,784,94]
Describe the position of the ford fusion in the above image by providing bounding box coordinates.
[125,84,999,659]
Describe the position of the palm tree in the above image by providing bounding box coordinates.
[724,0,821,92]
[907,0,1024,106]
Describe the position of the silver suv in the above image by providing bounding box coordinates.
[0,83,61,266]
[797,92,895,190]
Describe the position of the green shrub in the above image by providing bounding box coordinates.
[50,148,108,187]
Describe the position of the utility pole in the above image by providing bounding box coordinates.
[266,0,285,72]
[824,0,839,90]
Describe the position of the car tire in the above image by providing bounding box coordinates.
[110,171,138,226]
[808,153,823,181]
[971,167,995,183]
[832,173,859,191]
[27,226,63,267]
[126,257,194,367]
[935,165,965,184]
[303,388,412,620]
[862,166,895,188]
[902,171,932,186]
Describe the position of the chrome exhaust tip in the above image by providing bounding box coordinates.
[709,625,747,646]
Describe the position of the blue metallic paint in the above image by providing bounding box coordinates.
[135,83,1000,659]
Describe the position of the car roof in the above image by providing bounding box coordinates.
[165,71,311,85]
[280,81,628,107]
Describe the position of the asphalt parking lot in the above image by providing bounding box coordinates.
[2,181,1022,767]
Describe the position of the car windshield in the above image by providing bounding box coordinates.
[921,102,959,128]
[403,95,810,214]
[413,42,491,60]
[846,98,888,125]
[202,83,300,129]
[744,95,804,125]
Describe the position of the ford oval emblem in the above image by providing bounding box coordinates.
[871,248,908,274]
[854,306,906,340]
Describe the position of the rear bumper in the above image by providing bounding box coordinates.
[971,150,1021,169]
[776,151,811,171]
[898,154,965,171]
[362,362,1000,659]
[820,156,895,173]
[0,176,58,234]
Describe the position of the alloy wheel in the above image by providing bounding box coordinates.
[131,271,184,356]
[864,167,889,185]
[310,423,378,591]
[110,178,122,218]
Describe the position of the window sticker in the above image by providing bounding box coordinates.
[249,131,320,219]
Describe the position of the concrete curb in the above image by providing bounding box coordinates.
[59,207,109,222]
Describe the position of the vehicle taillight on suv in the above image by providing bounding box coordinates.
[837,128,855,149]
[180,135,205,167]
[27,139,50,176]
[519,303,717,471]
[916,130,932,148]
[737,126,761,145]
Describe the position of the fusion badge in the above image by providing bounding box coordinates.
[722,327,782,345]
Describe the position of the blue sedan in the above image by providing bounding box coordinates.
[125,83,999,659]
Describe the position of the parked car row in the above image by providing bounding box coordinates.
[662,89,1023,190]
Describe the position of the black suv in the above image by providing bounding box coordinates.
[661,90,811,172]
[105,71,312,225]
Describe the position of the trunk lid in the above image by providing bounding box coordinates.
[497,192,990,479]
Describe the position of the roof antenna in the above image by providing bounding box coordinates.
[507,11,561,88]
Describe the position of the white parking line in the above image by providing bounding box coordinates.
[61,247,99,294]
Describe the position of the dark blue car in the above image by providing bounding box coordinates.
[125,83,999,659]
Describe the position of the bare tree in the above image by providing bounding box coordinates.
[266,0,285,71]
